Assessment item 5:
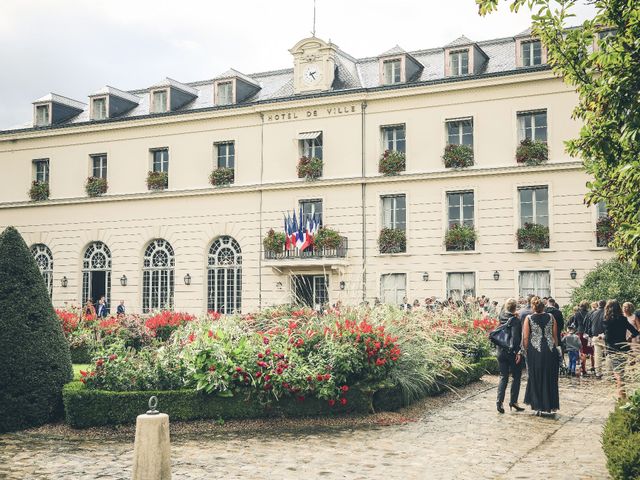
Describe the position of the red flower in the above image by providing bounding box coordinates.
[323,373,331,381]
[208,330,214,337]
[264,383,272,390]
[79,370,88,377]
[257,353,264,359]
[328,399,336,407]
[263,337,270,345]
[276,368,283,375]
[306,375,312,382]
[341,385,349,392]
[265,374,271,382]
[96,358,104,367]
[340,398,348,406]
[235,367,243,372]
[108,354,117,361]
[255,371,262,378]
[188,333,196,342]
[316,374,324,381]
[209,365,216,372]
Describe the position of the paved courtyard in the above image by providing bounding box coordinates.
[0,375,614,479]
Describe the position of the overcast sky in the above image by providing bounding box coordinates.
[0,0,596,129]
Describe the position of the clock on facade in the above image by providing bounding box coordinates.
[303,64,322,85]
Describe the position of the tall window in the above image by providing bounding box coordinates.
[208,236,242,314]
[152,90,168,113]
[35,105,50,126]
[447,272,475,301]
[142,239,175,313]
[292,275,328,309]
[446,118,473,146]
[33,159,49,183]
[382,125,406,153]
[517,110,547,142]
[216,142,235,169]
[596,201,608,219]
[519,271,551,298]
[82,242,112,307]
[383,59,402,85]
[152,149,169,173]
[382,194,406,231]
[380,273,406,305]
[92,98,107,120]
[519,186,549,226]
[521,40,542,66]
[31,244,53,297]
[300,198,323,225]
[450,50,469,76]
[447,191,474,227]
[217,82,233,105]
[91,154,107,179]
[300,132,323,159]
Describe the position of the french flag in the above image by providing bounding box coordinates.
[284,214,291,250]
[296,208,306,250]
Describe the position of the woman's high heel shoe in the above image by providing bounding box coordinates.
[497,403,505,414]
[509,403,525,412]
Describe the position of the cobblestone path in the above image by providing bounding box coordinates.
[0,376,614,479]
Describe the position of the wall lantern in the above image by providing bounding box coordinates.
[60,276,68,288]
[422,272,429,282]
[339,281,346,290]
[120,275,127,287]
[493,270,500,281]
[184,273,192,286]
[570,269,577,280]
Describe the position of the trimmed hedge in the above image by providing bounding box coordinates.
[70,345,93,364]
[602,403,640,480]
[63,356,498,428]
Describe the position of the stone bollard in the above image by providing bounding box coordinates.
[132,396,171,480]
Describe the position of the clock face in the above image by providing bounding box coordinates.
[303,64,322,85]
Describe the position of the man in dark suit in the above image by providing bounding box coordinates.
[116,300,125,316]
[545,298,565,345]
[519,294,535,323]
[97,296,108,318]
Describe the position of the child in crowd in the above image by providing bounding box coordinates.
[563,326,582,376]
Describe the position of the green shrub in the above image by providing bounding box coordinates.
[147,171,168,190]
[379,150,406,176]
[85,177,108,197]
[443,144,474,169]
[70,345,93,364]
[0,226,72,432]
[517,222,550,251]
[516,139,548,166]
[602,394,640,480]
[378,228,406,254]
[297,156,323,180]
[262,229,286,255]
[209,167,234,186]
[445,224,477,251]
[28,181,49,201]
[568,259,640,310]
[313,227,342,250]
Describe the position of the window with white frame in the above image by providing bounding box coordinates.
[596,201,608,218]
[33,159,49,183]
[217,82,234,106]
[300,198,323,225]
[446,118,473,146]
[91,154,107,179]
[519,270,551,298]
[380,273,406,305]
[151,90,168,113]
[299,132,323,160]
[450,50,469,76]
[216,142,235,169]
[382,194,406,231]
[521,40,542,66]
[519,186,549,226]
[92,97,107,120]
[31,244,53,298]
[152,149,169,173]
[208,236,242,314]
[382,125,406,153]
[383,59,402,85]
[142,239,175,313]
[447,191,474,227]
[82,241,112,307]
[35,105,50,126]
[517,110,547,142]
[447,272,475,301]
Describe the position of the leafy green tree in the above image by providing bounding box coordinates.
[0,226,72,432]
[568,259,640,309]
[476,0,640,266]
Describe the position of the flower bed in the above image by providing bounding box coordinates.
[516,139,548,166]
[379,150,406,176]
[85,177,108,197]
[145,311,196,341]
[147,171,168,190]
[378,228,406,254]
[596,215,614,248]
[29,181,49,201]
[209,167,234,186]
[313,227,342,250]
[443,144,474,169]
[445,224,477,251]
[517,222,550,251]
[263,229,286,255]
[297,156,323,180]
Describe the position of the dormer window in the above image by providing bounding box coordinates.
[35,104,50,126]
[151,90,168,113]
[521,40,542,66]
[383,59,402,85]
[92,97,107,120]
[450,50,469,76]
[216,81,234,106]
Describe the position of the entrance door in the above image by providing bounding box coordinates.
[292,275,328,309]
[90,271,107,304]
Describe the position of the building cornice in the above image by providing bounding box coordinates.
[0,160,583,210]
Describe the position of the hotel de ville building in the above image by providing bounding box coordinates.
[0,30,614,314]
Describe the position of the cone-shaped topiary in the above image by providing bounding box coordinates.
[0,226,72,432]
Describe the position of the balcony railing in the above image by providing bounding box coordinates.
[264,236,348,260]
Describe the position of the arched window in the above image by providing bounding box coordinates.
[31,244,53,297]
[82,242,112,307]
[208,236,242,314]
[143,239,175,313]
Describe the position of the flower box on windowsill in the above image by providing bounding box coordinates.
[28,181,49,201]
[378,228,406,254]
[443,144,474,169]
[297,156,323,180]
[596,215,614,248]
[147,171,168,191]
[516,223,550,251]
[262,229,286,256]
[444,224,477,251]
[516,139,548,166]
[209,167,234,187]
[85,177,108,197]
[379,150,406,176]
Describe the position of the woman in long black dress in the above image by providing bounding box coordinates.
[523,296,560,416]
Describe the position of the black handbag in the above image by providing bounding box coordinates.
[489,317,514,350]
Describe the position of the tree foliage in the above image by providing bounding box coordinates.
[477,0,640,266]
[568,258,640,309]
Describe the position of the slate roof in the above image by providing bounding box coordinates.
[4,30,547,133]
[32,93,86,110]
